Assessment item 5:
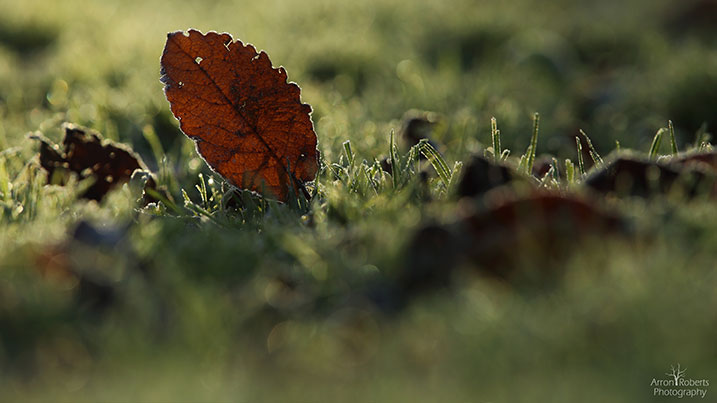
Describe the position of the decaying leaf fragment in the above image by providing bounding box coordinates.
[160,29,319,202]
[401,192,627,295]
[584,155,717,199]
[32,124,156,201]
[672,150,717,172]
[456,154,530,198]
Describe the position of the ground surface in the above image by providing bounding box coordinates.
[1,0,716,401]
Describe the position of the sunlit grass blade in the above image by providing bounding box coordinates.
[389,130,400,189]
[145,186,183,215]
[399,142,421,188]
[0,157,10,203]
[579,129,603,166]
[575,137,586,176]
[142,125,178,194]
[518,154,528,173]
[20,166,42,221]
[142,124,165,167]
[527,112,540,174]
[649,128,665,159]
[491,117,501,163]
[419,139,451,188]
[182,188,219,222]
[565,158,575,184]
[668,120,678,154]
[196,172,209,209]
[447,160,463,193]
[343,140,355,168]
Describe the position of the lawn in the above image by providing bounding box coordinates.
[1,0,716,401]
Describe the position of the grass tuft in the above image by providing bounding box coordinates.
[419,139,452,191]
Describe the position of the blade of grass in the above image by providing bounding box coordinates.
[182,188,221,223]
[0,157,10,203]
[357,163,376,196]
[25,167,42,221]
[518,154,528,173]
[579,129,603,166]
[565,158,575,184]
[447,160,463,193]
[419,140,451,188]
[146,187,184,215]
[143,124,179,194]
[527,112,540,174]
[197,172,209,209]
[575,137,586,176]
[491,117,501,163]
[540,165,555,185]
[668,120,678,154]
[343,140,355,168]
[142,125,165,167]
[389,130,400,189]
[400,143,421,188]
[649,128,665,159]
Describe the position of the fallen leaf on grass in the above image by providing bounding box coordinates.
[399,110,440,149]
[457,193,625,277]
[456,154,531,198]
[400,192,627,296]
[665,0,717,36]
[380,110,440,176]
[160,29,319,202]
[584,155,717,199]
[32,124,157,202]
[672,150,717,172]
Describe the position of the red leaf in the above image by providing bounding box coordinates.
[160,29,319,202]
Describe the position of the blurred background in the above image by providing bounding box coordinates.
[1,0,716,401]
[1,0,715,162]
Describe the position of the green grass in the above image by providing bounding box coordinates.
[1,0,717,401]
